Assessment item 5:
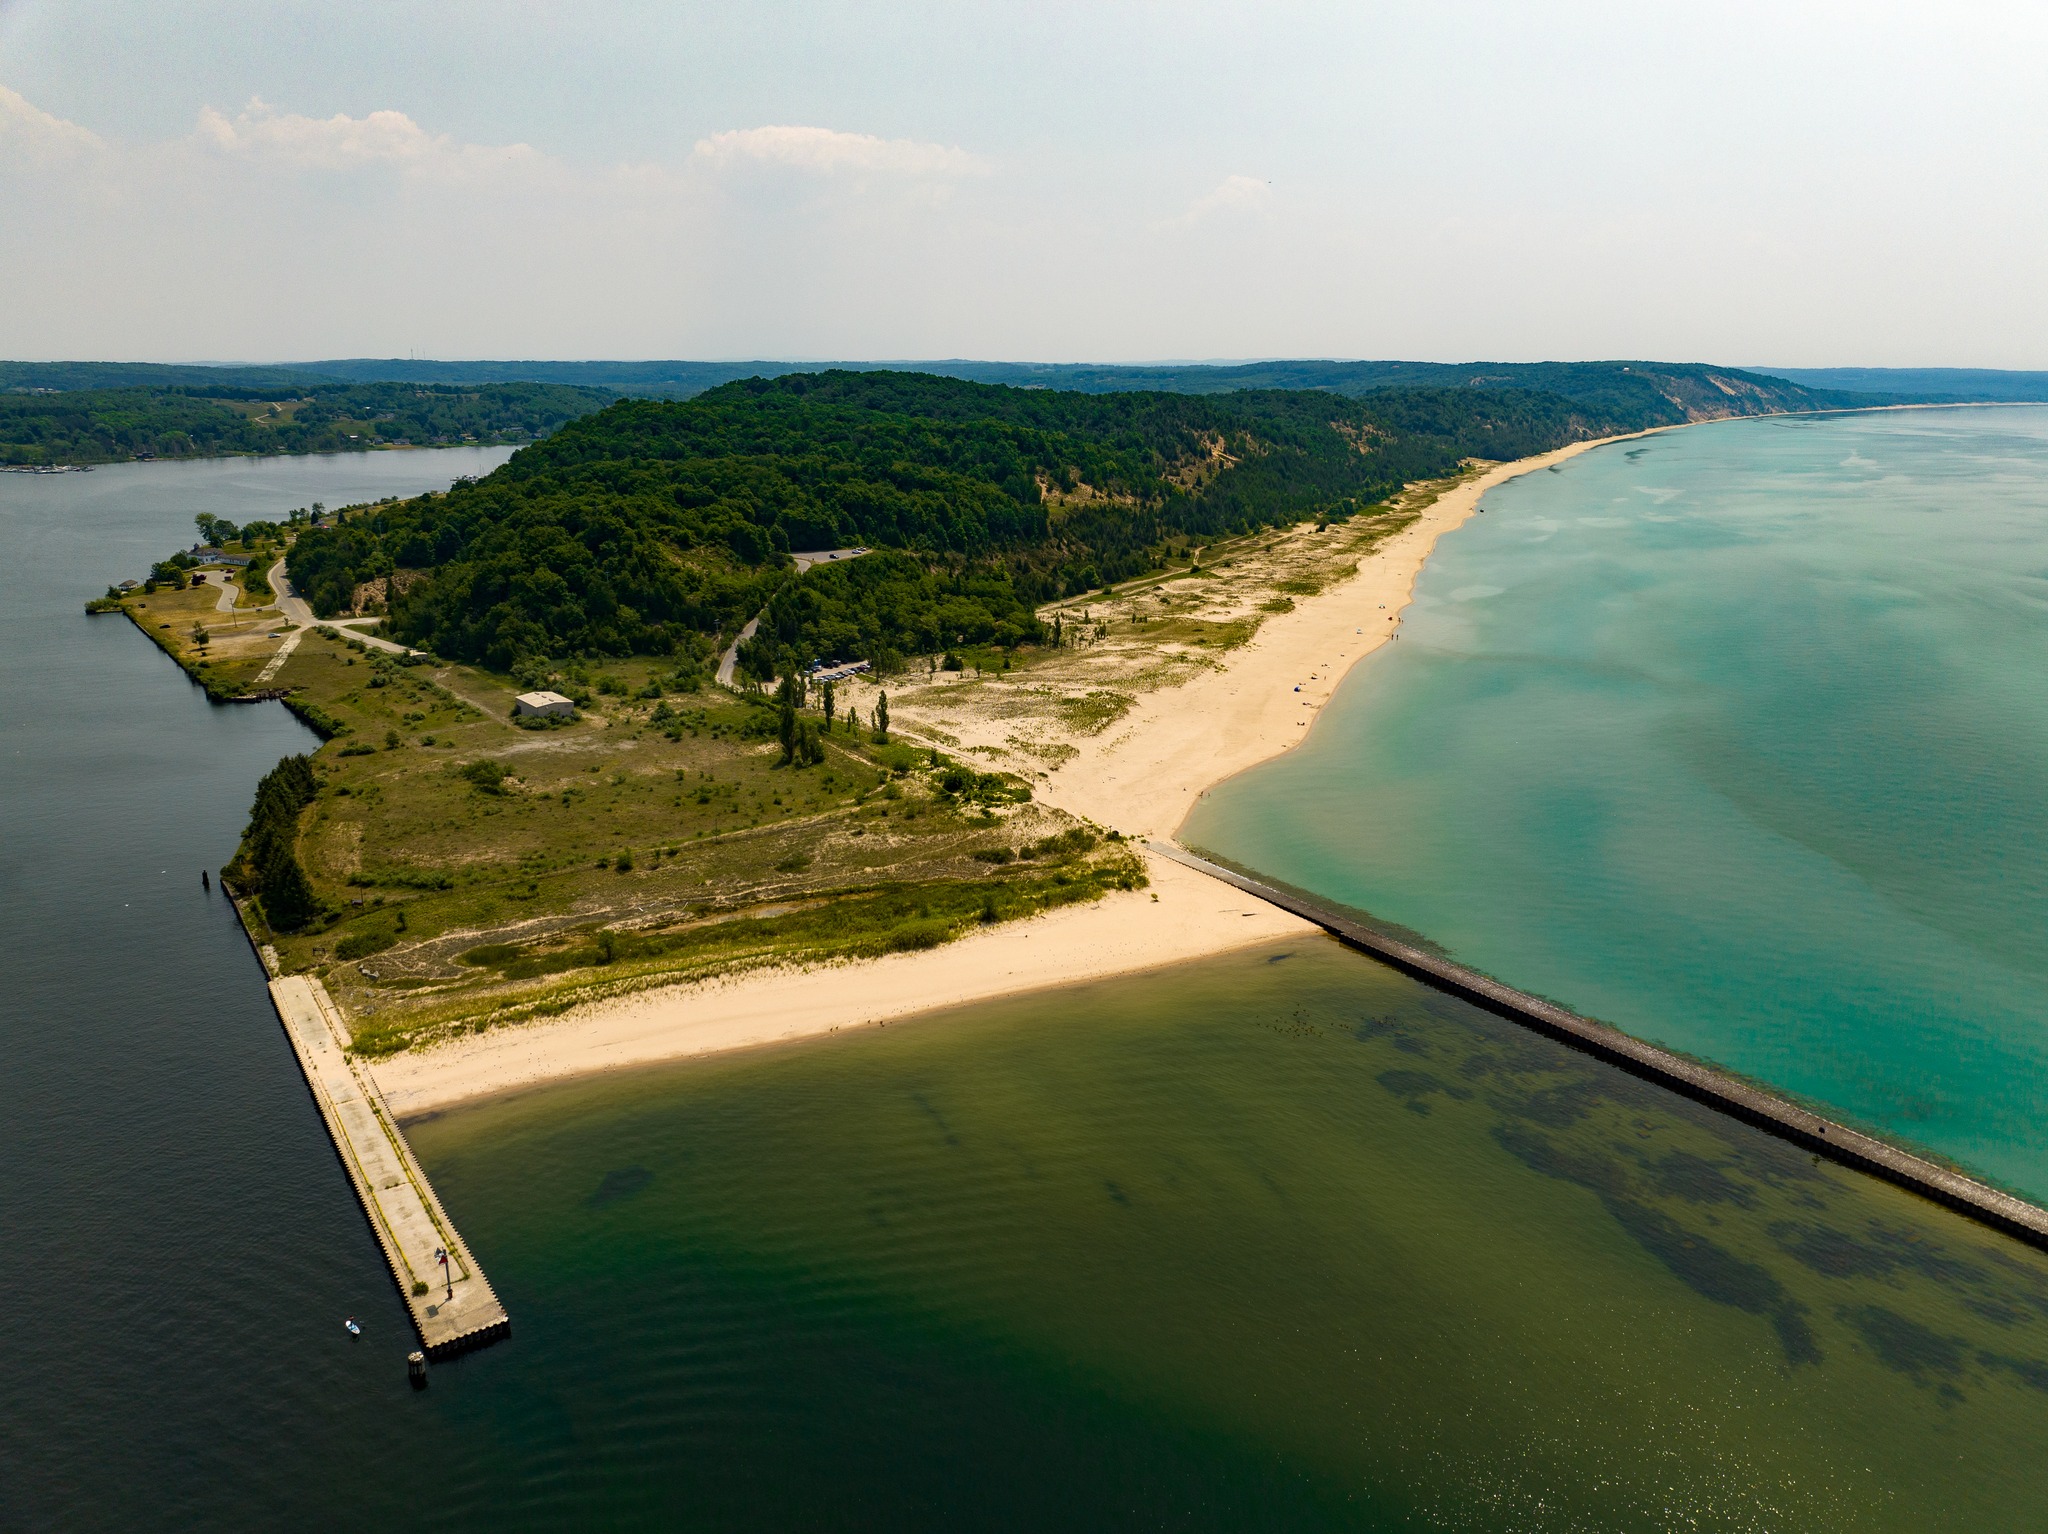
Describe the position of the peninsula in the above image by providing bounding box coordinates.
[95,366,1845,1116]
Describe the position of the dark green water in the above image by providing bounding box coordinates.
[404,941,2048,1528]
[1189,407,2048,1201]
[13,436,2048,1527]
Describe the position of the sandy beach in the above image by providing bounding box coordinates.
[372,433,1637,1117]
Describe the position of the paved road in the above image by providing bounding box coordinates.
[716,616,760,689]
[267,559,421,657]
[715,548,871,689]
[192,570,245,613]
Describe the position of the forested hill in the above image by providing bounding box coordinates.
[279,355,1870,415]
[282,369,1800,678]
[0,380,615,465]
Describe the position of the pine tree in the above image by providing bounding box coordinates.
[873,692,890,744]
[231,754,323,932]
[776,672,801,764]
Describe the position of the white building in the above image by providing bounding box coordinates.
[513,690,574,719]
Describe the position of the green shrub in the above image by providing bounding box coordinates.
[336,929,398,962]
[884,918,951,952]
[459,758,511,793]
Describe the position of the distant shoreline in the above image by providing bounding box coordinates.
[371,428,1663,1120]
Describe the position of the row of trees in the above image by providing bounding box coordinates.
[774,672,888,765]
[228,755,320,932]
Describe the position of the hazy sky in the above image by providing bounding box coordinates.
[4,0,2046,365]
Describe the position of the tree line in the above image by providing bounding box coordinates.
[0,381,615,466]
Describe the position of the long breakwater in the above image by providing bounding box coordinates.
[1155,841,2048,1251]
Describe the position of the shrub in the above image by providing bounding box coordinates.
[884,918,951,952]
[336,928,398,962]
[459,758,511,793]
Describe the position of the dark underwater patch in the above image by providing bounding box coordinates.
[1353,1015,1434,1056]
[1494,1078,1602,1129]
[587,1165,655,1209]
[1980,1350,2048,1393]
[910,1092,961,1147]
[1770,1222,1896,1280]
[1839,1304,1967,1383]
[1651,1150,1756,1207]
[1375,1070,1472,1112]
[1492,1125,1629,1200]
[1864,1223,1990,1288]
[1494,1126,1818,1364]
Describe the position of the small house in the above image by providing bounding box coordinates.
[514,690,574,719]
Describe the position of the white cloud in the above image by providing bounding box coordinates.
[191,97,544,178]
[692,125,987,179]
[0,83,104,159]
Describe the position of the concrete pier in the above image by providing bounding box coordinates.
[1154,841,2048,1252]
[269,976,509,1355]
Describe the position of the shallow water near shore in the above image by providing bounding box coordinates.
[1190,406,2048,1201]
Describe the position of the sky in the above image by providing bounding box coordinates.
[3,0,2047,366]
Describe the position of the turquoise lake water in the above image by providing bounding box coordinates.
[1188,406,2048,1199]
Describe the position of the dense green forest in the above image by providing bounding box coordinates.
[285,369,1700,676]
[0,380,615,465]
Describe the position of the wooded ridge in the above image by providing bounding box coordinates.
[281,367,1836,679]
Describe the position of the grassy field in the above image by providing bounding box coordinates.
[108,571,1141,1055]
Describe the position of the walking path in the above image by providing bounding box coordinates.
[251,629,302,687]
[269,975,509,1355]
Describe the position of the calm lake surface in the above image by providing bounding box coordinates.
[1189,407,2048,1202]
[10,433,2048,1528]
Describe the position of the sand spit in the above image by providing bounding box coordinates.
[371,432,1643,1117]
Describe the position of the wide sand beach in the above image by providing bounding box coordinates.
[373,433,1642,1118]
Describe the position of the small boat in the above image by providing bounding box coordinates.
[345,1317,361,1336]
